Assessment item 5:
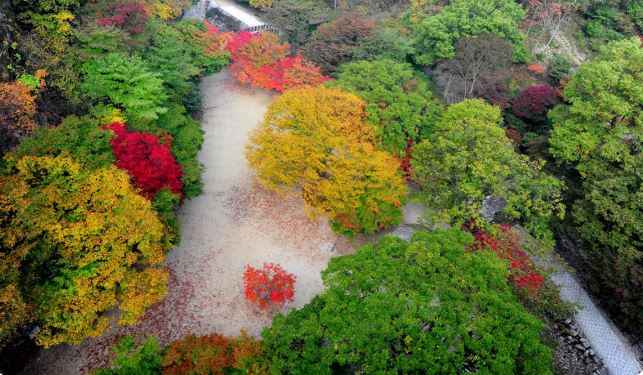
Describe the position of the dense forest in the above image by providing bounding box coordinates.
[0,0,640,373]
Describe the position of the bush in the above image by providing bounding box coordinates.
[93,336,163,375]
[107,122,184,199]
[547,54,572,86]
[263,0,327,51]
[512,84,559,122]
[260,229,553,374]
[243,263,296,313]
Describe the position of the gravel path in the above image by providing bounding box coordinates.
[22,71,347,375]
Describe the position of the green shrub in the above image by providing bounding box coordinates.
[260,229,554,374]
[92,336,163,375]
[154,189,181,245]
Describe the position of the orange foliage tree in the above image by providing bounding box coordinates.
[0,155,169,347]
[161,331,263,375]
[226,31,327,91]
[0,81,37,150]
[243,263,296,312]
[246,86,407,235]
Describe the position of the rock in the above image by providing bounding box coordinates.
[575,344,585,351]
[478,196,507,222]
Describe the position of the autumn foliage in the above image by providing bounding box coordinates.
[161,331,262,375]
[226,31,327,91]
[512,84,558,121]
[107,123,184,199]
[247,87,407,235]
[96,0,149,34]
[0,156,169,347]
[197,21,232,58]
[0,81,37,150]
[243,263,296,312]
[470,224,545,293]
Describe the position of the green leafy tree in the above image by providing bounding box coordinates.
[549,37,642,177]
[549,38,642,332]
[352,27,413,62]
[263,0,327,51]
[260,229,553,374]
[16,115,115,168]
[412,99,564,247]
[412,0,527,65]
[331,59,443,156]
[82,53,168,123]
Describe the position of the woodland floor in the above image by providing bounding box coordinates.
[22,70,357,375]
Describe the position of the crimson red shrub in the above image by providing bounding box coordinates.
[470,224,544,293]
[512,84,558,121]
[96,1,149,34]
[243,262,296,312]
[107,123,183,199]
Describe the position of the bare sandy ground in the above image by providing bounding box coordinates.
[22,71,351,374]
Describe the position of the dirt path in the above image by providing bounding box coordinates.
[22,71,349,375]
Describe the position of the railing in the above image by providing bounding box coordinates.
[242,24,280,35]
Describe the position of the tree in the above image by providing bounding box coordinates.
[548,37,642,176]
[107,123,184,200]
[246,87,407,235]
[243,263,296,313]
[0,155,169,347]
[332,59,443,156]
[512,84,559,122]
[352,27,413,62]
[161,331,263,375]
[82,53,168,123]
[96,0,150,35]
[263,0,327,51]
[226,31,328,91]
[433,34,512,104]
[303,12,376,74]
[573,156,642,333]
[548,38,642,332]
[0,81,37,151]
[411,99,564,246]
[524,0,574,52]
[259,229,553,374]
[412,0,527,65]
[16,115,115,169]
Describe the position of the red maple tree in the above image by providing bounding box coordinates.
[243,262,296,312]
[469,223,544,293]
[512,84,558,121]
[96,0,149,34]
[226,32,327,91]
[107,123,184,199]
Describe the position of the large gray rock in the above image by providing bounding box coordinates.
[478,196,507,222]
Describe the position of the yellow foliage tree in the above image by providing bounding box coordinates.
[247,87,407,235]
[0,156,170,348]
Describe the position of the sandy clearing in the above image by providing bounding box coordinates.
[22,70,351,375]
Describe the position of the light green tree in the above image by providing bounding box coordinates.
[412,99,564,247]
[331,59,443,156]
[412,0,527,65]
[82,53,167,123]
